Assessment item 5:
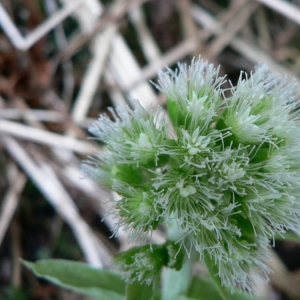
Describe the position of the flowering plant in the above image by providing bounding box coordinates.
[24,58,300,300]
[83,58,300,298]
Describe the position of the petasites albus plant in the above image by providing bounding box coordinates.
[83,58,300,298]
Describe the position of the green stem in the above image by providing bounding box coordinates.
[161,255,194,300]
[203,252,231,300]
[161,220,195,300]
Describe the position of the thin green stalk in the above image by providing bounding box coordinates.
[161,220,195,300]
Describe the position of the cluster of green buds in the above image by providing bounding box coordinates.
[113,242,184,285]
[83,58,300,293]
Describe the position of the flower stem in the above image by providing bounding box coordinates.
[161,220,195,300]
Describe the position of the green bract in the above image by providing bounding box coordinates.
[113,242,184,285]
[83,58,300,293]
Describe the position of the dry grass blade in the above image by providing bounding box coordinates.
[104,70,128,106]
[256,0,300,25]
[0,120,96,154]
[45,0,75,106]
[177,0,202,56]
[60,0,149,60]
[0,109,64,123]
[0,0,84,51]
[190,4,300,80]
[3,135,110,267]
[71,26,117,123]
[129,6,161,62]
[0,165,27,247]
[108,33,158,108]
[123,38,198,92]
[204,1,259,60]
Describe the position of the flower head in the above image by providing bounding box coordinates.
[223,65,300,145]
[84,58,300,293]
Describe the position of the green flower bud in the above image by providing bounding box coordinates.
[112,181,163,240]
[113,241,184,284]
[88,100,168,168]
[82,155,154,189]
[113,244,167,284]
[154,58,225,129]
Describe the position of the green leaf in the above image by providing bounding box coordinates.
[126,280,155,300]
[187,275,265,300]
[22,259,126,300]
[162,261,194,300]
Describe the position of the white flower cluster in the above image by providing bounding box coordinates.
[83,58,300,292]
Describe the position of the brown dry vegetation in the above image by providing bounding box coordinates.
[1,0,300,299]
